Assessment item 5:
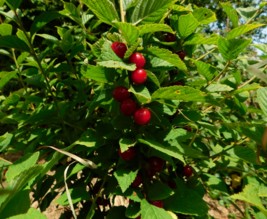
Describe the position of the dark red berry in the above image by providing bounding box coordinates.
[120,98,137,116]
[150,200,164,208]
[164,33,176,42]
[183,165,193,177]
[131,69,147,85]
[177,50,186,60]
[119,147,137,161]
[129,52,146,68]
[131,173,142,188]
[113,86,130,102]
[134,108,151,125]
[167,180,177,189]
[148,156,165,173]
[111,42,127,58]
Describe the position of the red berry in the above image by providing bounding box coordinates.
[177,50,186,60]
[167,180,177,189]
[134,108,151,125]
[131,173,142,188]
[118,147,137,161]
[150,200,164,208]
[183,165,193,177]
[164,33,176,42]
[120,99,137,116]
[148,156,165,173]
[131,69,147,85]
[111,42,127,58]
[129,52,146,68]
[113,86,130,102]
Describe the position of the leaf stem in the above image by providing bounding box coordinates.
[119,0,125,22]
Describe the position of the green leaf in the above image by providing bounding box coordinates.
[192,7,217,25]
[60,2,82,25]
[0,132,13,152]
[257,87,267,116]
[114,169,138,193]
[130,0,176,24]
[236,7,258,21]
[114,22,139,45]
[82,0,119,26]
[147,181,174,201]
[119,138,136,152]
[232,146,257,164]
[152,86,206,102]
[123,0,138,10]
[6,152,40,183]
[177,13,199,39]
[220,2,239,28]
[56,187,90,206]
[226,23,265,39]
[206,83,234,92]
[233,83,261,94]
[0,36,30,52]
[184,33,218,45]
[141,199,173,219]
[8,208,47,219]
[5,0,22,9]
[129,85,151,104]
[147,47,187,71]
[75,129,104,148]
[81,65,116,83]
[138,24,174,35]
[97,61,136,70]
[0,23,12,36]
[30,11,62,35]
[218,37,251,60]
[0,71,17,89]
[194,60,217,81]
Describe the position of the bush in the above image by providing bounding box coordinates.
[0,0,267,218]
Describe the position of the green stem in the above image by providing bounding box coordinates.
[119,0,125,22]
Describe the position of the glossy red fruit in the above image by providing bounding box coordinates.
[129,52,146,68]
[177,50,186,60]
[134,108,151,125]
[150,200,164,208]
[120,98,137,116]
[183,165,193,177]
[119,147,137,161]
[164,33,176,42]
[111,42,127,58]
[112,86,130,102]
[148,156,165,173]
[131,69,147,85]
[131,173,142,188]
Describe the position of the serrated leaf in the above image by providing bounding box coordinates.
[114,169,138,193]
[177,13,199,39]
[234,83,261,94]
[147,70,160,88]
[232,146,257,164]
[82,0,119,26]
[152,86,206,102]
[236,7,258,21]
[119,138,136,152]
[60,2,82,25]
[257,87,267,116]
[192,7,217,25]
[138,24,174,35]
[0,71,17,89]
[147,181,174,201]
[98,61,136,70]
[218,37,251,60]
[114,22,139,45]
[0,23,12,36]
[194,60,217,81]
[30,11,62,35]
[123,0,139,10]
[56,187,90,206]
[184,33,218,45]
[141,199,173,219]
[131,0,175,24]
[220,2,239,28]
[81,65,117,83]
[5,0,22,9]
[129,85,151,104]
[0,36,30,52]
[226,23,265,39]
[75,129,103,148]
[206,83,234,92]
[147,47,187,71]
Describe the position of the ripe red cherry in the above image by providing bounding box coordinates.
[112,86,130,102]
[177,50,186,60]
[150,200,164,208]
[118,147,137,161]
[129,52,146,68]
[131,69,147,85]
[134,108,151,125]
[131,173,142,188]
[111,42,127,58]
[164,33,176,42]
[120,98,137,116]
[148,156,164,173]
[183,165,193,177]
